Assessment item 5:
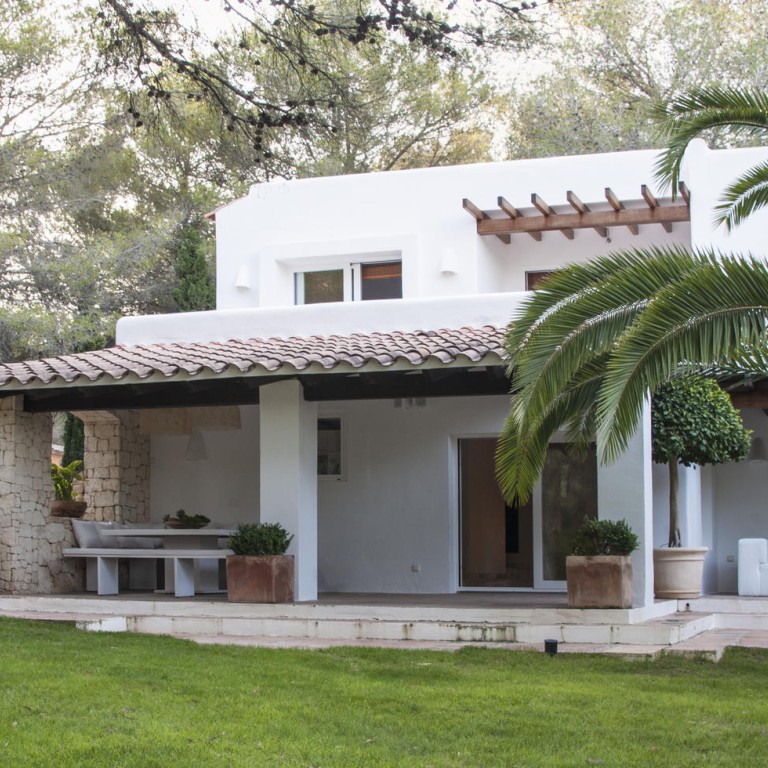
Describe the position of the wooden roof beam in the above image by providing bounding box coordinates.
[462,198,486,221]
[567,190,608,238]
[463,198,510,244]
[605,187,639,235]
[476,201,690,237]
[678,181,690,205]
[641,184,673,232]
[497,196,542,242]
[531,193,574,240]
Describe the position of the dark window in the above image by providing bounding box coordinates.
[360,261,402,300]
[318,417,342,476]
[525,270,555,291]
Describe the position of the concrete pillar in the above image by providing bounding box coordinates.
[259,380,318,601]
[0,396,79,594]
[679,465,703,546]
[76,410,149,523]
[598,401,654,608]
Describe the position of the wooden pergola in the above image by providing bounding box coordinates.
[463,184,691,244]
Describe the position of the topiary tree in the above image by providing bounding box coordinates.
[652,376,751,548]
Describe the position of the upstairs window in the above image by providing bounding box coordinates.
[296,260,402,304]
[296,269,344,304]
[526,270,555,291]
[360,261,402,300]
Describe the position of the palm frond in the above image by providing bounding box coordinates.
[496,247,768,502]
[597,254,768,462]
[496,359,607,505]
[653,86,768,195]
[507,248,699,401]
[715,160,768,229]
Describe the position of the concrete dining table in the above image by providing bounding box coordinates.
[100,527,235,595]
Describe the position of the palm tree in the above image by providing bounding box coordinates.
[496,86,768,507]
[495,249,768,506]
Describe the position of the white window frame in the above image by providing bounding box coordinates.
[294,268,350,305]
[293,253,402,305]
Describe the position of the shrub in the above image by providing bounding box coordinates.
[571,517,639,556]
[229,523,293,556]
[51,460,83,501]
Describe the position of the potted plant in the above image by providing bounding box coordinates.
[163,509,210,529]
[226,522,295,603]
[566,517,639,608]
[652,376,751,598]
[50,460,87,518]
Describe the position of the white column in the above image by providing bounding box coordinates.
[679,465,703,546]
[597,401,654,608]
[259,379,318,601]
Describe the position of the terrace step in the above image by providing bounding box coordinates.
[117,610,711,647]
[0,595,719,648]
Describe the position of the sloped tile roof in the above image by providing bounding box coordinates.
[0,326,506,388]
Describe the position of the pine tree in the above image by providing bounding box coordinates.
[171,227,215,312]
[61,412,84,466]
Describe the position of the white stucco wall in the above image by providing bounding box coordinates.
[141,144,768,599]
[684,140,768,256]
[149,405,260,526]
[147,392,654,598]
[117,292,527,346]
[598,403,654,609]
[213,149,688,310]
[710,409,768,594]
[148,395,513,594]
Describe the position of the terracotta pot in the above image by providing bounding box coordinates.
[50,500,87,518]
[653,547,708,599]
[566,555,633,609]
[226,554,294,603]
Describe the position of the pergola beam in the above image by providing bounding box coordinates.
[567,190,607,238]
[605,187,640,235]
[532,194,574,240]
[462,198,510,244]
[497,196,542,241]
[465,184,689,241]
[476,202,690,237]
[641,184,672,232]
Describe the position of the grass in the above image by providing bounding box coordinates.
[1,617,768,767]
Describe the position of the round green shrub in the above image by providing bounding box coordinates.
[229,522,294,556]
[571,517,639,556]
[652,376,751,467]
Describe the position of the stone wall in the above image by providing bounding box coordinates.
[0,402,150,595]
[78,410,149,524]
[0,396,80,594]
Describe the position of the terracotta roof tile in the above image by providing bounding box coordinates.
[0,325,506,389]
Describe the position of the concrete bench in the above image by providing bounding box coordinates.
[62,548,232,598]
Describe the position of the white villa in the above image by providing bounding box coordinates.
[2,139,768,610]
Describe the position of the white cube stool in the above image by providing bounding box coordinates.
[738,538,768,596]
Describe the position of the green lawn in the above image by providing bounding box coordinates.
[1,617,767,767]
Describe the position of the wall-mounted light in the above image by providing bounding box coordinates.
[439,247,459,276]
[749,437,767,464]
[234,264,251,290]
[185,430,208,461]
